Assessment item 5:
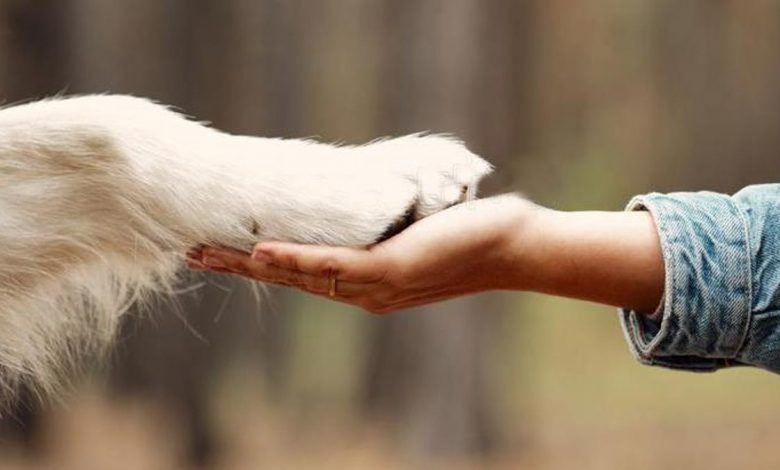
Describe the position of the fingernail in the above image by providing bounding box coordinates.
[202,256,226,268]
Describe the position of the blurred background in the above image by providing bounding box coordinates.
[1,0,780,469]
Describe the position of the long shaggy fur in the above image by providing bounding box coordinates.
[0,94,491,402]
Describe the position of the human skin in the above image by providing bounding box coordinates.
[187,195,665,315]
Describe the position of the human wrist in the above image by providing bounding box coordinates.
[487,196,546,291]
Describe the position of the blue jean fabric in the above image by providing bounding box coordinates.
[619,184,780,374]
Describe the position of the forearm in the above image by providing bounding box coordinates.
[197,186,780,374]
[501,205,665,313]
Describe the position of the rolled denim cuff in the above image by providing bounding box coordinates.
[619,192,752,372]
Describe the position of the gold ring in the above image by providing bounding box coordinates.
[328,271,338,298]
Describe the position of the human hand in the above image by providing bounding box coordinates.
[187,195,534,313]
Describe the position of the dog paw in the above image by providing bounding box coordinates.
[264,134,492,246]
[366,135,493,241]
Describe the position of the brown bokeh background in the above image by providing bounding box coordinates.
[1,1,780,469]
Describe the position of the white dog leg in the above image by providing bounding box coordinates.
[0,95,492,400]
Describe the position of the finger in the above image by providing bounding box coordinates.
[202,247,323,291]
[189,248,249,275]
[243,262,369,299]
[186,259,236,276]
[186,259,207,271]
[187,255,236,275]
[252,242,389,283]
[201,247,369,298]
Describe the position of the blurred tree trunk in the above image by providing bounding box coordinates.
[359,0,532,456]
[651,0,780,191]
[64,0,296,464]
[0,0,70,98]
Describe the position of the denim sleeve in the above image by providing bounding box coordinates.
[619,184,780,374]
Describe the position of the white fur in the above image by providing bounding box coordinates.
[0,95,491,401]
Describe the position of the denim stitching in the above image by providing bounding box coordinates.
[730,195,754,359]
